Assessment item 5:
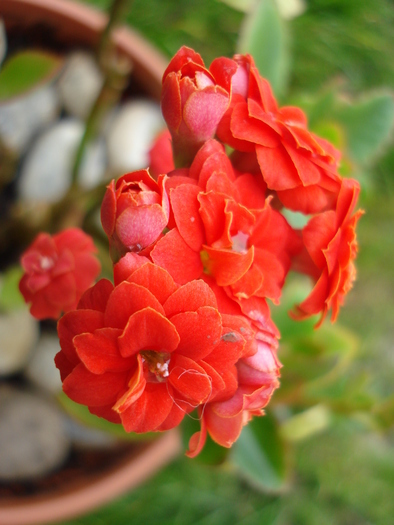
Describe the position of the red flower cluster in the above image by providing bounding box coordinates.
[19,46,362,456]
[19,228,101,320]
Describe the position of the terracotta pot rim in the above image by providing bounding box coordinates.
[0,0,168,98]
[0,431,181,525]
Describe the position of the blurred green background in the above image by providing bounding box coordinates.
[63,0,394,523]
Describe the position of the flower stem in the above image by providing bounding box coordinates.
[71,0,132,186]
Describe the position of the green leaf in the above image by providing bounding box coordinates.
[231,411,288,492]
[216,0,255,13]
[271,277,318,340]
[57,393,156,442]
[280,404,331,442]
[0,266,25,311]
[335,91,394,164]
[237,0,290,98]
[0,50,62,101]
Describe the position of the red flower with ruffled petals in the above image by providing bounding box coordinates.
[187,331,281,456]
[161,46,230,166]
[292,178,363,324]
[101,169,169,262]
[55,257,255,437]
[150,140,300,310]
[215,54,342,214]
[19,228,101,320]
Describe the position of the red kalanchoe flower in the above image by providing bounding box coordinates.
[215,54,342,214]
[55,255,256,439]
[150,140,300,309]
[292,178,363,325]
[187,318,281,456]
[161,46,230,166]
[101,169,169,262]
[19,228,101,320]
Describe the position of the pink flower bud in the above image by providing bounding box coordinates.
[101,169,170,263]
[161,46,230,166]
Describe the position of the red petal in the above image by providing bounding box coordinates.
[204,404,244,447]
[303,211,337,269]
[203,245,254,286]
[113,253,150,286]
[118,307,180,357]
[156,403,187,431]
[116,204,168,251]
[256,144,300,190]
[252,249,285,303]
[284,143,321,186]
[104,281,164,329]
[291,269,329,323]
[234,173,267,209]
[151,229,203,285]
[229,262,263,299]
[77,279,113,312]
[277,184,338,214]
[169,354,212,404]
[186,415,207,458]
[58,309,105,365]
[113,355,146,413]
[63,363,126,406]
[205,331,245,370]
[336,178,360,226]
[101,180,117,236]
[198,191,228,246]
[231,102,279,147]
[74,327,130,374]
[126,262,178,304]
[161,74,182,132]
[163,279,217,317]
[89,404,121,424]
[171,184,205,251]
[120,382,173,433]
[170,306,222,361]
[54,350,75,382]
[45,273,76,309]
[183,90,229,141]
[54,228,97,254]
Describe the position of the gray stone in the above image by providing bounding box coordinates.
[0,386,71,480]
[65,416,118,449]
[106,100,164,175]
[0,84,59,154]
[17,119,107,203]
[58,51,103,120]
[0,307,39,376]
[25,333,63,394]
[78,136,108,190]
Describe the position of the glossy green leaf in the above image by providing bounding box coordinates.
[58,392,156,442]
[0,50,62,101]
[336,92,394,164]
[231,411,287,492]
[280,404,331,442]
[0,266,25,311]
[237,0,290,98]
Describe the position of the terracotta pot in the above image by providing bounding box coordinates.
[0,1,181,524]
